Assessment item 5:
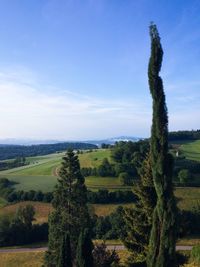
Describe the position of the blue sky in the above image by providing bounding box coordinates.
[0,0,199,140]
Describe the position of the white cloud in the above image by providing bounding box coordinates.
[0,67,198,140]
[0,67,151,140]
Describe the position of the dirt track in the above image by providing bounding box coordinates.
[0,245,193,253]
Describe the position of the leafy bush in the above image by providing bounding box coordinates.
[92,242,119,267]
[178,169,190,184]
[191,245,200,264]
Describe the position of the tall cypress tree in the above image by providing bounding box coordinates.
[147,24,177,267]
[45,149,91,266]
[76,228,94,267]
[58,233,73,267]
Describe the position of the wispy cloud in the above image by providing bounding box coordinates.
[0,65,198,140]
[0,67,151,140]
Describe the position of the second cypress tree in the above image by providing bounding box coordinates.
[123,155,156,265]
[45,149,91,266]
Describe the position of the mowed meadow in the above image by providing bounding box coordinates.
[180,140,200,161]
[0,149,118,191]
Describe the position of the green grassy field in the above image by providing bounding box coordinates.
[78,149,111,168]
[0,142,199,192]
[0,149,110,176]
[0,175,124,192]
[0,149,118,191]
[180,140,200,161]
[2,175,58,192]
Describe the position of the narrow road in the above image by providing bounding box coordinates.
[0,245,193,253]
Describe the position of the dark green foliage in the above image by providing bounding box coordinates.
[101,143,112,149]
[76,228,94,267]
[169,129,200,141]
[111,141,149,164]
[119,172,132,185]
[0,143,97,160]
[0,178,15,199]
[191,245,200,264]
[0,157,28,171]
[123,155,156,264]
[16,204,35,229]
[92,242,119,267]
[0,205,48,246]
[174,158,200,175]
[98,158,115,177]
[178,169,190,184]
[46,149,90,266]
[58,233,72,267]
[93,206,126,240]
[147,24,177,267]
[3,177,135,203]
[178,203,200,238]
[111,140,149,182]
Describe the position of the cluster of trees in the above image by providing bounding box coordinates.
[6,189,53,203]
[0,178,53,203]
[81,141,149,186]
[0,204,47,246]
[0,178,14,198]
[81,158,115,178]
[169,130,200,141]
[81,138,200,186]
[92,206,126,240]
[87,189,136,204]
[0,157,28,171]
[94,203,200,243]
[0,142,97,160]
[173,157,200,185]
[0,178,136,204]
[179,204,200,237]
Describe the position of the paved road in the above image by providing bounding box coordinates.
[0,245,193,253]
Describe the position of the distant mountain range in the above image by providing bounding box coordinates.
[0,136,142,146]
[85,136,142,146]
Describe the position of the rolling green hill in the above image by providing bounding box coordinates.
[0,139,199,192]
[179,140,200,161]
[0,149,116,191]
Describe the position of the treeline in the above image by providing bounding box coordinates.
[84,139,200,186]
[0,205,47,246]
[0,142,97,160]
[92,205,200,241]
[0,157,28,171]
[0,178,135,204]
[1,203,199,247]
[169,129,200,141]
[173,157,200,186]
[81,140,149,186]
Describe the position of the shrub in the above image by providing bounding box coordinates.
[178,169,190,184]
[191,245,200,265]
